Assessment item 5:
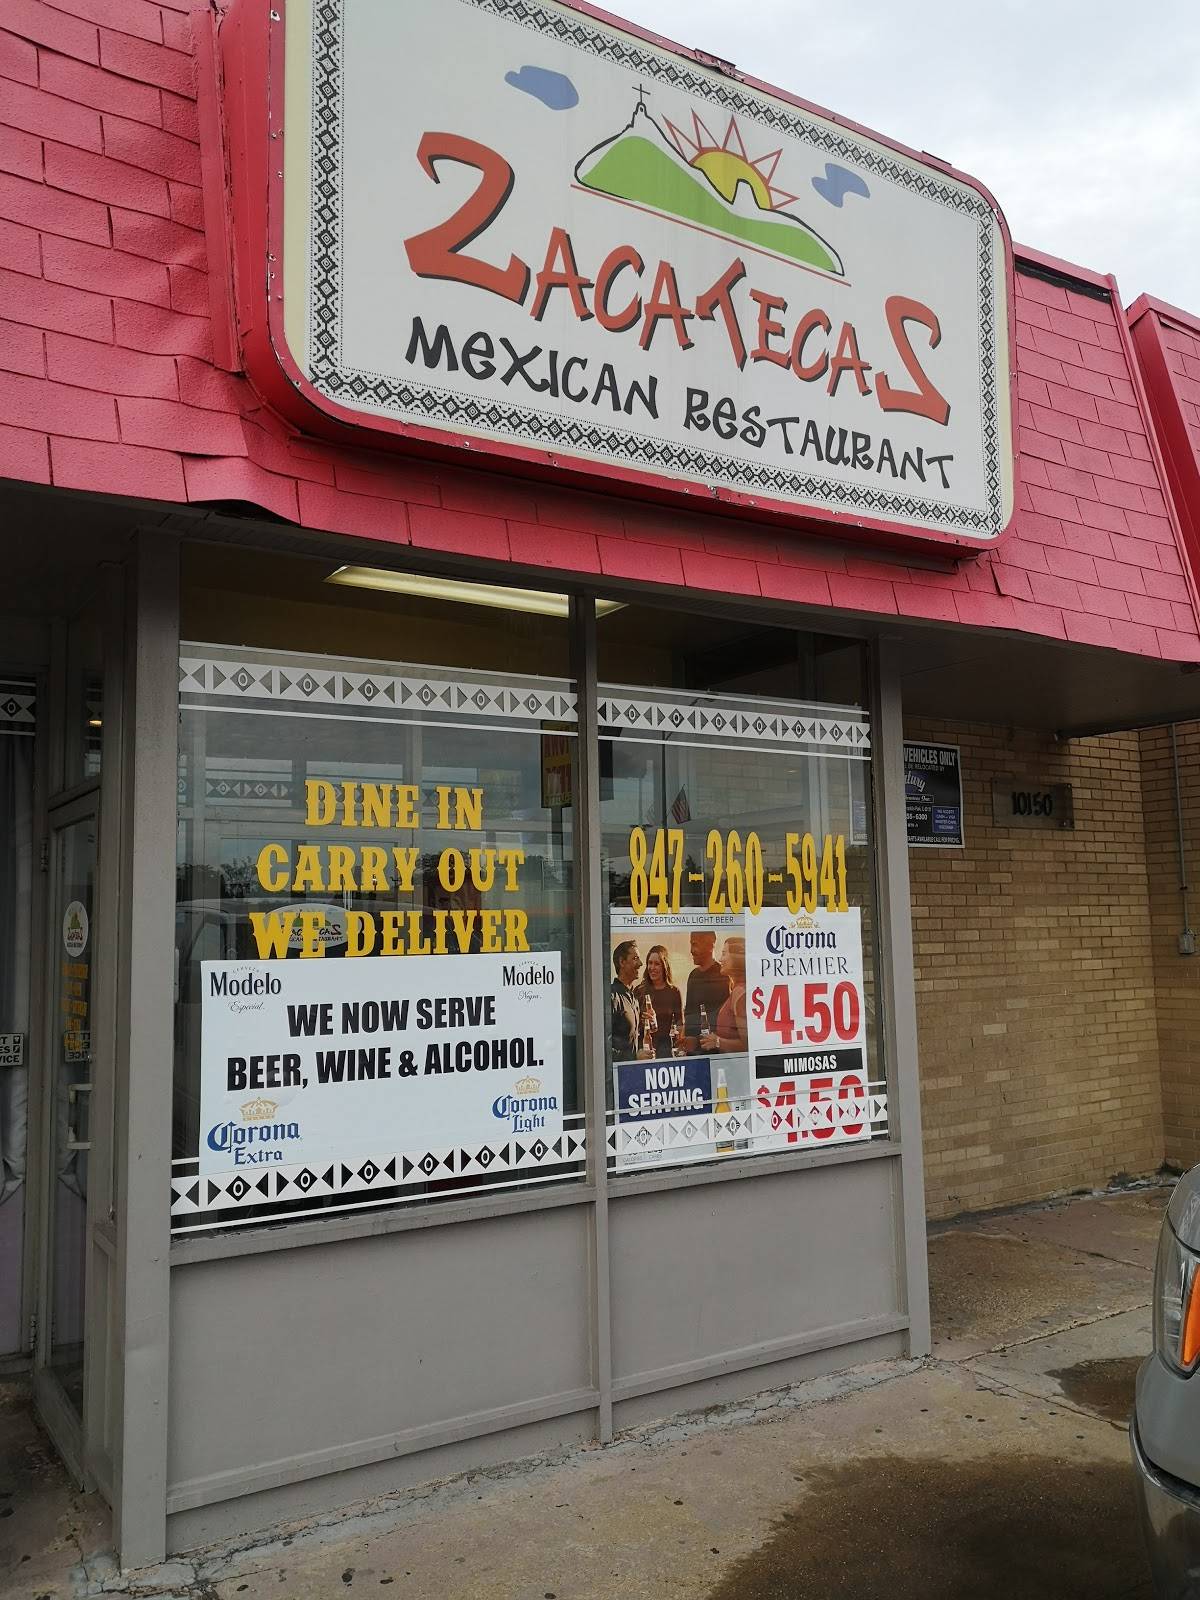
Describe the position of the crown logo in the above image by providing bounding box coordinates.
[240,1097,278,1122]
[791,912,818,929]
[514,1075,541,1095]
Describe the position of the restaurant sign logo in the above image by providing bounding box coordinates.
[271,0,1013,545]
[62,900,88,958]
[576,98,844,279]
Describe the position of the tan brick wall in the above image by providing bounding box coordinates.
[907,718,1163,1219]
[1140,722,1200,1170]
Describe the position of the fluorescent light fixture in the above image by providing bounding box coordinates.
[326,565,623,618]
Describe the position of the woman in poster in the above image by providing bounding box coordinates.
[700,936,748,1055]
[636,945,684,1059]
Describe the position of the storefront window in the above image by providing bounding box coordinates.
[596,604,883,1173]
[170,553,886,1234]
[171,550,580,1231]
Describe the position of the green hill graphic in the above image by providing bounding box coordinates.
[575,105,843,277]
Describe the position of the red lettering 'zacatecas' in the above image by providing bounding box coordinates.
[402,132,952,425]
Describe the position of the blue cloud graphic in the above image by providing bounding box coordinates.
[812,163,871,207]
[504,65,578,110]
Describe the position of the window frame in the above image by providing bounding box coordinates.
[167,566,905,1260]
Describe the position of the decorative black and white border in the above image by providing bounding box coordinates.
[179,648,578,729]
[305,0,1005,538]
[170,1127,587,1226]
[0,680,35,737]
[598,684,870,758]
[610,1086,889,1163]
[200,760,296,807]
[169,1088,890,1226]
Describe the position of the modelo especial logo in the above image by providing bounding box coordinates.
[492,1075,559,1135]
[206,1097,301,1165]
[208,967,282,999]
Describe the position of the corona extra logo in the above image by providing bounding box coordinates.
[207,1111,301,1164]
[240,1097,279,1123]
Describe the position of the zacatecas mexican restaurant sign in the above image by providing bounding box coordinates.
[254,0,1014,547]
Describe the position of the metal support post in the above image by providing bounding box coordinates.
[871,636,931,1356]
[111,534,180,1566]
[571,597,614,1441]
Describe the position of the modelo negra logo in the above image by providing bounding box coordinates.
[501,963,556,987]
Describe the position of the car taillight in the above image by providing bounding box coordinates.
[1154,1220,1200,1374]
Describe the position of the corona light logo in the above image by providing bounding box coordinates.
[240,1097,279,1123]
[492,1075,557,1136]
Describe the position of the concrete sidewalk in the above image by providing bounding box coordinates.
[2,1183,1170,1599]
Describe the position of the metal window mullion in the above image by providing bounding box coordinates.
[870,637,930,1356]
[570,597,613,1443]
[20,656,51,1370]
[111,534,179,1566]
[80,561,125,1485]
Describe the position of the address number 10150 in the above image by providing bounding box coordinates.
[627,828,849,916]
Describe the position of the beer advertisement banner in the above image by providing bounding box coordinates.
[274,0,1013,545]
[608,909,749,1168]
[198,953,563,1177]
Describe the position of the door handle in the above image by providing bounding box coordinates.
[67,1081,92,1151]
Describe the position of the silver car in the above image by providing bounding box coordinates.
[1133,1168,1200,1598]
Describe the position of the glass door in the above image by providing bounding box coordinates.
[0,680,35,1360]
[36,797,98,1433]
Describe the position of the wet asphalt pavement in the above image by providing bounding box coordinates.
[708,1451,1146,1600]
[0,1184,1169,1598]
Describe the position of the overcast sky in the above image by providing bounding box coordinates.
[615,0,1200,311]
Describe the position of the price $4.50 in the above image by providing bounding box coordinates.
[750,980,861,1046]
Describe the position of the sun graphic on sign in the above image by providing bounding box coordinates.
[574,94,845,276]
[662,111,799,212]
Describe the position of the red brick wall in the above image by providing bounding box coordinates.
[0,0,1197,660]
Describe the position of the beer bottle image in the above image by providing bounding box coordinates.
[699,1004,710,1040]
[641,995,655,1056]
[714,1066,734,1153]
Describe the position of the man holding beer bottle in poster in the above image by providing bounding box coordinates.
[611,939,653,1063]
[682,929,732,1053]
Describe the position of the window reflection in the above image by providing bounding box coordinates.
[173,551,580,1231]
[597,603,880,1172]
